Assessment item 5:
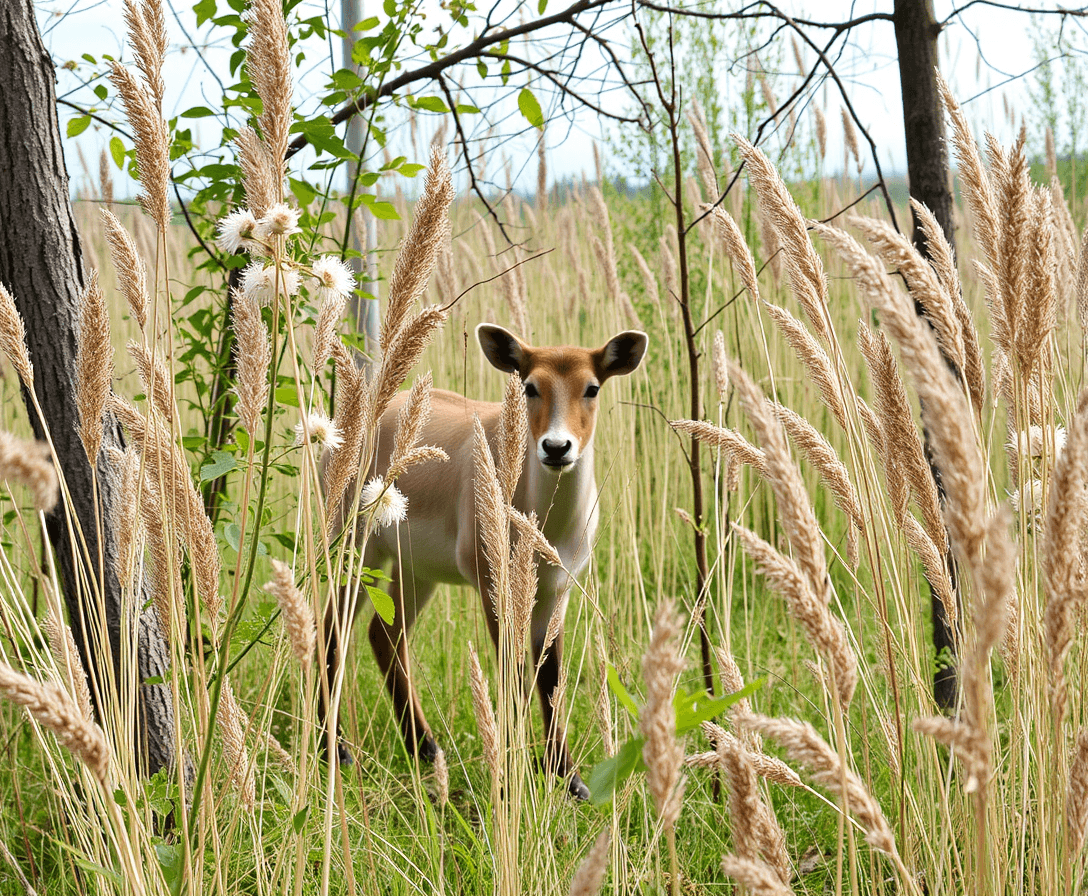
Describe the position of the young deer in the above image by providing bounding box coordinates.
[324,323,647,799]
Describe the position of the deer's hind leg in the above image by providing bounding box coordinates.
[320,581,361,765]
[368,568,439,761]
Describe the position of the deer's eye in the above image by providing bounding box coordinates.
[584,384,600,399]
[524,382,539,398]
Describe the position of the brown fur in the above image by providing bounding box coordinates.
[322,325,647,798]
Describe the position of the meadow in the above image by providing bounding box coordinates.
[0,2,1086,894]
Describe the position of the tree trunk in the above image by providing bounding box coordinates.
[895,0,955,250]
[0,0,177,775]
[894,0,959,712]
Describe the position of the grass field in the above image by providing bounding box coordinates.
[1,4,1088,894]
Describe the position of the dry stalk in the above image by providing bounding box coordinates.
[109,62,169,231]
[746,713,897,857]
[108,396,222,627]
[381,147,454,352]
[709,205,760,302]
[246,0,292,175]
[762,302,847,431]
[231,288,271,435]
[219,678,256,810]
[1043,389,1088,726]
[731,523,857,707]
[468,642,500,783]
[101,209,149,330]
[772,402,864,530]
[720,856,794,896]
[670,419,767,476]
[497,373,528,504]
[0,283,34,389]
[639,601,686,832]
[0,432,58,513]
[264,559,316,671]
[717,733,791,883]
[735,136,830,342]
[127,339,173,423]
[42,612,95,723]
[568,830,610,896]
[0,661,110,786]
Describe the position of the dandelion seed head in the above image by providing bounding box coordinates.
[259,203,302,238]
[1009,478,1045,528]
[242,263,300,305]
[216,209,261,254]
[360,476,408,529]
[311,255,356,303]
[293,412,343,450]
[1010,424,1066,459]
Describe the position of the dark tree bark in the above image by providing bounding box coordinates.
[895,0,959,712]
[0,0,176,774]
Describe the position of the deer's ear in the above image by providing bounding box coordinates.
[595,330,648,380]
[476,323,529,374]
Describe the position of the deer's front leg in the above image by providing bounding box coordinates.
[530,592,589,801]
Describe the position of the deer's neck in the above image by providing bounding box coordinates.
[522,442,598,567]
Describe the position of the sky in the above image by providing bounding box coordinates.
[32,0,1086,199]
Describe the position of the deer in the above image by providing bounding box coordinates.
[322,323,648,800]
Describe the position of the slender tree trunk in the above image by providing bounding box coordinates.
[895,0,955,250]
[895,0,959,711]
[0,0,176,774]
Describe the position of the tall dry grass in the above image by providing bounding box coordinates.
[4,10,1088,893]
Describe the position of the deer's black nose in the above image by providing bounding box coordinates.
[542,439,572,462]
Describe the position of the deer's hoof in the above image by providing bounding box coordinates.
[568,772,590,802]
[416,733,439,763]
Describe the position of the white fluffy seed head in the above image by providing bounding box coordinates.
[1008,424,1068,460]
[360,476,408,529]
[259,203,302,238]
[1010,478,1046,527]
[311,255,356,302]
[242,262,300,305]
[293,412,343,450]
[216,209,261,254]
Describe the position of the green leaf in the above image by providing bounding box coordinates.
[292,805,310,833]
[275,385,300,407]
[155,841,183,890]
[518,87,544,130]
[368,585,395,625]
[674,680,762,735]
[455,103,480,115]
[223,522,242,553]
[412,95,448,113]
[109,136,126,169]
[199,451,237,483]
[537,0,547,11]
[354,15,379,30]
[398,163,426,177]
[361,194,400,219]
[587,737,645,807]
[289,177,316,206]
[181,106,217,119]
[67,115,91,138]
[193,0,216,26]
[606,664,640,719]
[477,60,487,79]
[93,84,108,101]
